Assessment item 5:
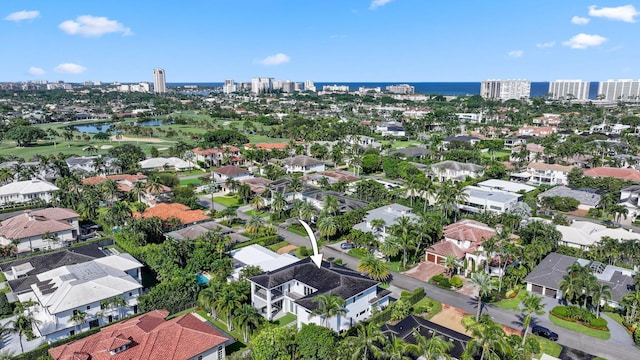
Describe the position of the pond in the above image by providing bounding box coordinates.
[73,119,171,133]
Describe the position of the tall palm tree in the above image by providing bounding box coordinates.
[370,218,386,239]
[470,272,496,321]
[106,201,132,227]
[346,321,386,360]
[407,330,453,360]
[317,215,337,242]
[464,314,509,360]
[323,195,340,215]
[357,253,389,281]
[70,310,88,335]
[101,179,120,205]
[233,303,261,342]
[245,214,265,234]
[311,293,346,328]
[251,194,265,211]
[132,181,146,203]
[7,312,42,353]
[442,254,458,279]
[198,286,218,319]
[383,335,412,360]
[421,178,436,213]
[519,293,545,345]
[289,177,304,200]
[271,191,287,219]
[214,285,245,330]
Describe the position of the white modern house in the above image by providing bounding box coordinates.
[430,161,484,183]
[459,186,521,214]
[511,163,574,186]
[138,157,194,171]
[229,244,298,280]
[248,258,390,332]
[353,203,419,240]
[20,253,143,342]
[556,221,640,250]
[0,179,59,207]
[280,155,325,174]
[0,208,79,253]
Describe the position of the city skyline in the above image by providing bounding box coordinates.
[2,1,640,82]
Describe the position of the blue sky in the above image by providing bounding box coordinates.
[1,1,639,82]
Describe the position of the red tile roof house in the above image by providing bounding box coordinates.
[134,203,210,227]
[425,220,517,276]
[82,174,172,207]
[584,167,640,182]
[210,166,254,187]
[193,146,243,167]
[48,309,232,360]
[0,208,79,253]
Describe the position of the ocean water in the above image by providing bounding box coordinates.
[168,82,600,99]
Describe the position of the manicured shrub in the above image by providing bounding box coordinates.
[0,293,12,316]
[298,246,309,257]
[450,276,463,289]
[332,258,343,265]
[552,305,569,318]
[430,274,451,289]
[589,317,608,330]
[634,327,640,347]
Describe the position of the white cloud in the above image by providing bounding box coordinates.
[28,67,45,76]
[258,53,290,66]
[536,41,556,48]
[571,16,590,24]
[54,63,87,74]
[5,10,39,22]
[588,4,639,22]
[370,0,393,10]
[59,15,132,37]
[508,50,523,58]
[563,33,607,49]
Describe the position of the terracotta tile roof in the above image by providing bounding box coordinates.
[212,165,250,176]
[82,174,148,186]
[193,146,240,156]
[584,167,640,181]
[49,310,229,360]
[443,219,497,244]
[426,240,466,259]
[0,208,77,241]
[526,162,575,172]
[245,142,288,150]
[134,203,209,224]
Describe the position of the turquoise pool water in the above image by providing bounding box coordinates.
[196,273,210,286]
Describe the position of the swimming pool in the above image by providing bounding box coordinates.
[196,273,211,286]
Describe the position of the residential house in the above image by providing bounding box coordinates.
[517,125,557,137]
[504,137,526,149]
[556,221,640,250]
[165,221,249,245]
[66,156,116,175]
[229,244,298,280]
[459,186,521,214]
[391,146,431,160]
[135,203,210,226]
[430,161,484,183]
[345,135,381,149]
[353,203,419,240]
[0,179,59,207]
[193,146,243,167]
[525,252,635,307]
[584,167,640,182]
[138,157,194,171]
[538,186,600,210]
[425,220,507,275]
[248,258,390,331]
[244,143,288,151]
[620,185,640,219]
[509,143,546,163]
[239,177,273,195]
[48,309,231,360]
[477,179,535,194]
[210,166,253,184]
[511,163,574,186]
[82,174,172,207]
[375,121,406,137]
[301,190,369,213]
[302,170,359,187]
[21,253,143,342]
[442,135,481,149]
[0,208,79,253]
[280,155,325,174]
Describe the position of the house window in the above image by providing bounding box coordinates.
[86,306,90,310]
[304,287,313,296]
[73,310,78,316]
[129,292,132,296]
[70,330,75,336]
[218,346,223,358]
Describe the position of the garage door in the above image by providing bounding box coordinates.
[427,253,436,263]
[545,288,558,298]
[531,284,543,294]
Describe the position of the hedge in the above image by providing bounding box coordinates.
[16,327,101,360]
[401,288,425,305]
[550,305,608,331]
[231,235,282,250]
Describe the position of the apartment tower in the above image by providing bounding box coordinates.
[153,68,167,94]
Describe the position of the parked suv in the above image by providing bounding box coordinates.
[531,325,558,341]
[340,242,355,250]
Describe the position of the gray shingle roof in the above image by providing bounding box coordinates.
[538,186,601,206]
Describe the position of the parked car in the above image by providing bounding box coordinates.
[340,242,355,250]
[531,325,558,341]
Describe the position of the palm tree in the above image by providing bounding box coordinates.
[271,191,287,219]
[251,194,265,211]
[591,282,612,318]
[310,293,346,328]
[289,177,304,200]
[317,215,337,242]
[346,321,386,360]
[70,310,88,335]
[214,285,245,330]
[323,195,340,215]
[7,312,42,353]
[233,303,261,342]
[407,330,453,360]
[63,130,74,147]
[383,335,412,360]
[198,286,218,319]
[463,314,508,360]
[101,179,120,205]
[245,214,265,234]
[132,181,146,203]
[390,216,416,269]
[357,253,389,281]
[106,201,132,227]
[421,178,436,213]
[370,218,386,239]
[470,272,496,321]
[442,254,458,279]
[519,293,545,345]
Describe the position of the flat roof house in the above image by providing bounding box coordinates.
[248,258,390,332]
[0,179,59,207]
[353,203,419,240]
[460,186,521,214]
[430,161,484,183]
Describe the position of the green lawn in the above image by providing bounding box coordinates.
[178,169,206,176]
[549,314,611,340]
[287,224,308,237]
[347,248,369,259]
[196,310,246,347]
[274,313,297,327]
[244,209,266,217]
[166,307,197,319]
[267,241,291,252]
[412,296,442,320]
[179,178,202,186]
[531,335,563,358]
[493,290,528,310]
[213,195,240,207]
[603,311,632,335]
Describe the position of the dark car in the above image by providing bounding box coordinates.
[531,325,558,341]
[340,242,355,250]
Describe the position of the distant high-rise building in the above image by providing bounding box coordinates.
[304,80,316,92]
[597,79,640,101]
[548,80,590,100]
[281,81,296,93]
[480,79,531,100]
[386,84,415,94]
[153,68,166,94]
[223,79,236,94]
[251,77,273,94]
